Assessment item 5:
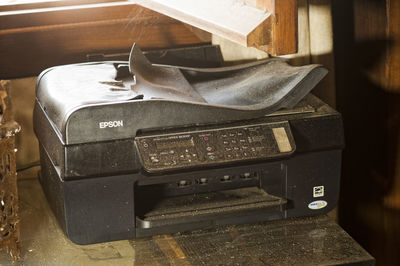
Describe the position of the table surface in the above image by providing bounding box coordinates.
[0,178,375,266]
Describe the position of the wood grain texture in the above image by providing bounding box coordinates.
[333,0,400,264]
[272,0,298,55]
[386,0,400,92]
[0,0,121,12]
[250,0,298,55]
[138,0,272,46]
[138,0,297,55]
[0,2,210,78]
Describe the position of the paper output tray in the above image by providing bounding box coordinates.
[136,187,287,229]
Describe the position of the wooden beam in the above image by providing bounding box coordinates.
[138,0,297,55]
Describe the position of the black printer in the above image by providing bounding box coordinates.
[34,45,344,245]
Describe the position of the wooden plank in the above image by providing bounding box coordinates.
[0,2,159,30]
[386,0,400,92]
[383,0,400,210]
[137,0,272,50]
[272,0,298,55]
[333,0,400,264]
[0,0,121,12]
[0,2,210,78]
[137,0,273,46]
[248,0,298,54]
[138,0,297,55]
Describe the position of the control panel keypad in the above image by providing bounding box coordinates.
[135,122,295,172]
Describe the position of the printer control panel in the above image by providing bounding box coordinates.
[135,121,295,172]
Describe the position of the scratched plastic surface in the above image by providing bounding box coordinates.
[0,179,374,266]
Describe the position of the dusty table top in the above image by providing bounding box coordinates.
[0,178,374,265]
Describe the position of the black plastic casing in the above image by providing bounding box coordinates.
[34,92,344,245]
[33,50,344,246]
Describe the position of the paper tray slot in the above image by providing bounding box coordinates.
[136,187,286,229]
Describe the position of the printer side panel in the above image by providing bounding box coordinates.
[62,174,137,245]
[38,137,139,245]
[34,101,65,176]
[38,145,68,234]
[285,150,342,217]
[284,113,344,217]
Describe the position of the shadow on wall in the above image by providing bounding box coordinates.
[332,0,400,265]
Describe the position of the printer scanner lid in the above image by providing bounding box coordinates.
[35,45,328,144]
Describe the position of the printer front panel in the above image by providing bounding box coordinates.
[134,121,296,173]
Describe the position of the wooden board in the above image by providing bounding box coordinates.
[333,0,400,264]
[138,0,297,55]
[0,1,210,79]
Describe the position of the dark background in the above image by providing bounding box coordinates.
[332,0,400,265]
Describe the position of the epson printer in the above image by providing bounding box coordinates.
[34,45,344,244]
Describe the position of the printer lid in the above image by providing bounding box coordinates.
[35,45,328,144]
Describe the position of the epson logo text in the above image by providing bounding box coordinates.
[99,120,124,129]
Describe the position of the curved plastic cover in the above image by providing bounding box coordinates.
[36,44,327,143]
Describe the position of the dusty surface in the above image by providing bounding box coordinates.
[0,178,374,265]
